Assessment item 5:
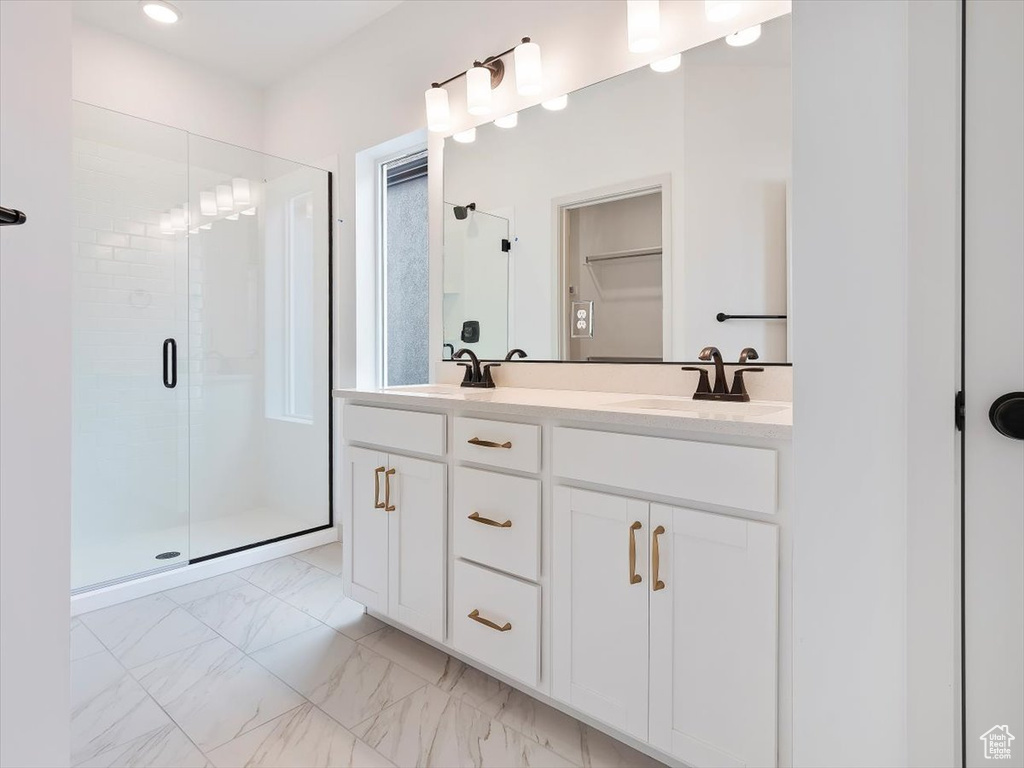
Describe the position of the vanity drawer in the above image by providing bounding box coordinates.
[552,427,777,514]
[454,467,540,581]
[454,416,540,473]
[452,559,540,687]
[344,403,446,457]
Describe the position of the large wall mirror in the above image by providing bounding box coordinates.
[443,13,791,364]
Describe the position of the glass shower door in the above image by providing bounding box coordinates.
[71,103,190,589]
[186,135,330,559]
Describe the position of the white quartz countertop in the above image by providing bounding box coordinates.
[333,384,792,440]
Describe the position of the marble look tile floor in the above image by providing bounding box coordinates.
[71,542,665,768]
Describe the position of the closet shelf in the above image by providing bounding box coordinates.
[585,247,662,264]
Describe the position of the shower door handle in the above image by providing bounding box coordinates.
[162,338,177,389]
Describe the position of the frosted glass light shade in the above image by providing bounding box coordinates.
[452,128,476,144]
[231,178,251,206]
[650,53,681,72]
[226,213,240,221]
[466,66,492,116]
[170,208,186,232]
[159,213,173,235]
[199,223,212,231]
[200,190,217,216]
[726,24,762,46]
[705,0,741,22]
[215,184,233,211]
[141,0,180,24]
[494,112,518,128]
[240,207,257,216]
[542,94,568,111]
[425,86,451,132]
[627,0,660,53]
[514,39,543,95]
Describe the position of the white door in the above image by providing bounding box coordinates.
[551,487,649,740]
[387,453,446,641]
[964,2,1024,764]
[648,504,778,768]
[344,446,389,611]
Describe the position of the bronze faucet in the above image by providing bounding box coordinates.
[681,346,763,402]
[453,348,500,388]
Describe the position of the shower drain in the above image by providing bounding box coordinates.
[155,551,181,560]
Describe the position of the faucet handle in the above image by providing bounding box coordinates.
[739,347,759,364]
[457,362,474,384]
[680,366,712,395]
[729,366,765,401]
[481,363,501,388]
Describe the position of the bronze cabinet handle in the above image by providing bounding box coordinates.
[468,609,512,632]
[652,525,666,591]
[468,511,512,528]
[384,468,396,512]
[373,466,386,509]
[629,521,643,585]
[467,437,512,449]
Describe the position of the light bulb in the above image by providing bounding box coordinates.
[726,24,762,46]
[231,178,251,206]
[466,65,492,116]
[494,113,518,128]
[140,0,180,24]
[650,53,681,73]
[542,94,568,111]
[627,0,660,53]
[215,184,233,211]
[200,191,217,216]
[424,85,451,132]
[705,0,741,22]
[452,128,476,144]
[514,38,543,96]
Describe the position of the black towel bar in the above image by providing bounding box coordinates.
[0,206,27,226]
[717,312,787,322]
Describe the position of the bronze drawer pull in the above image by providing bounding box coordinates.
[652,525,666,591]
[467,437,512,449]
[629,521,643,585]
[373,466,386,509]
[468,609,512,632]
[468,511,512,528]
[384,468,396,512]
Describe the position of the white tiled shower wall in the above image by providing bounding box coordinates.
[72,136,190,573]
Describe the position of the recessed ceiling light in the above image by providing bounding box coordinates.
[726,24,762,47]
[140,0,181,25]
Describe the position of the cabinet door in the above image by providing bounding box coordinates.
[344,446,389,612]
[387,453,446,641]
[552,487,649,740]
[649,504,778,768]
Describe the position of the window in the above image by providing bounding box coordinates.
[380,151,429,387]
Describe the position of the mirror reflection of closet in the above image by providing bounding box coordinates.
[563,189,663,362]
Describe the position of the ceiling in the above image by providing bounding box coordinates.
[73,0,403,87]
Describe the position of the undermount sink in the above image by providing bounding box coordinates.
[612,398,788,417]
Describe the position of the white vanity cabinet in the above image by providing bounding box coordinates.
[338,390,790,768]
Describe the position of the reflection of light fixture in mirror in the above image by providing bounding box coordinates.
[200,191,217,216]
[159,213,173,235]
[170,207,186,232]
[140,0,180,24]
[726,24,762,46]
[514,38,543,95]
[231,178,251,206]
[425,84,451,132]
[226,213,240,221]
[199,223,212,230]
[542,94,568,111]
[188,228,199,235]
[705,0,741,22]
[241,207,257,216]
[452,128,477,143]
[215,184,233,211]
[627,0,660,53]
[650,53,681,72]
[466,64,493,115]
[494,112,518,128]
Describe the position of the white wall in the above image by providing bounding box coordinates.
[0,2,73,766]
[73,22,264,150]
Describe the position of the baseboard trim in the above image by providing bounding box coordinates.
[71,526,339,615]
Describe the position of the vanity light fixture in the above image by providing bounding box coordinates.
[452,128,477,144]
[424,85,452,132]
[541,94,569,111]
[215,184,233,211]
[705,0,741,23]
[199,190,217,216]
[140,0,180,24]
[627,0,660,53]
[231,178,251,206]
[466,64,493,115]
[726,24,762,46]
[494,112,519,129]
[514,38,543,95]
[650,53,681,72]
